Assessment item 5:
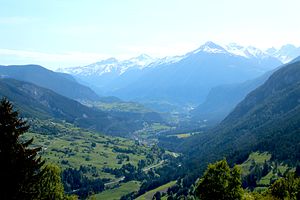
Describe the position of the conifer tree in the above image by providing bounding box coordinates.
[0,98,44,200]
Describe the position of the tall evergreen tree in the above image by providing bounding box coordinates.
[0,98,45,200]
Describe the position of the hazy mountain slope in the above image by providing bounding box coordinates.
[191,70,275,123]
[267,44,300,63]
[0,65,100,101]
[0,78,163,136]
[180,59,300,165]
[0,78,112,128]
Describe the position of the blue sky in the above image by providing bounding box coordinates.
[1,0,300,69]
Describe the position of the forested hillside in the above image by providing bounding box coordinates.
[180,59,300,166]
[0,78,164,136]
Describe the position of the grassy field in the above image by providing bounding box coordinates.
[134,123,173,136]
[258,164,290,186]
[84,101,150,113]
[135,181,177,200]
[174,133,191,138]
[239,152,272,175]
[166,131,203,139]
[240,152,294,189]
[25,120,161,181]
[90,181,141,200]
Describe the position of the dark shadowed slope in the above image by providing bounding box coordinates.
[180,59,300,166]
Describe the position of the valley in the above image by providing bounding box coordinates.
[1,43,300,200]
[2,1,300,199]
[23,119,171,199]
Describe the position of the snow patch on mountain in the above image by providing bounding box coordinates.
[58,41,300,77]
[149,55,187,67]
[58,54,157,76]
[266,44,300,63]
[224,43,300,63]
[192,41,228,54]
[224,43,270,59]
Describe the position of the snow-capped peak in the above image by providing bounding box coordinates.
[57,42,300,77]
[244,46,267,58]
[224,43,269,59]
[135,54,152,60]
[58,55,158,76]
[266,47,277,55]
[149,55,187,67]
[193,41,228,54]
[98,57,118,64]
[266,44,300,63]
[224,42,300,63]
[127,54,156,68]
[225,43,248,57]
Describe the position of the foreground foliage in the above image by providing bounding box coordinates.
[195,159,243,200]
[0,98,76,199]
[0,98,44,199]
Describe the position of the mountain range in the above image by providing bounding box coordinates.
[60,42,300,77]
[59,42,288,109]
[190,46,300,124]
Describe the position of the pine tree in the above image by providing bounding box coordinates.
[0,98,45,200]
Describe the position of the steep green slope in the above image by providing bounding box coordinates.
[180,60,300,166]
[0,64,100,101]
[26,121,158,179]
[83,100,164,129]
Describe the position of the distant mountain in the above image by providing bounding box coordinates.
[191,69,275,124]
[58,55,156,94]
[266,44,300,63]
[0,78,164,136]
[0,64,100,101]
[109,42,282,105]
[224,43,280,71]
[180,59,300,165]
[60,54,155,76]
[59,42,287,108]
